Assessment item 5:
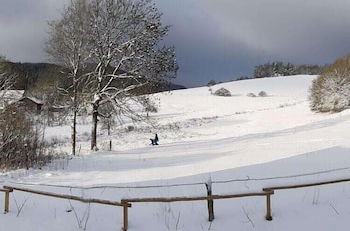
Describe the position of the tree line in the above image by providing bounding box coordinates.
[207,61,327,86]
[253,61,327,78]
[0,61,184,96]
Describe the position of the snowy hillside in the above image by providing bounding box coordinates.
[2,75,350,231]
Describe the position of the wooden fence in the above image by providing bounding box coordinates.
[3,186,128,207]
[1,185,131,230]
[262,178,350,221]
[121,191,274,230]
[2,177,350,230]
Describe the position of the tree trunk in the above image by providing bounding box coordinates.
[107,120,112,151]
[72,74,78,156]
[91,103,99,150]
[72,110,77,155]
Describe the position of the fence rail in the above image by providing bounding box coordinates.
[2,176,350,230]
[3,186,128,207]
[123,192,271,203]
[263,178,350,191]
[121,191,274,230]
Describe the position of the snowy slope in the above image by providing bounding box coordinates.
[2,75,350,231]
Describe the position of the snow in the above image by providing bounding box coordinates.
[0,90,24,107]
[2,75,350,230]
[20,96,44,105]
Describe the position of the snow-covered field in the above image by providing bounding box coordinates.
[2,75,350,231]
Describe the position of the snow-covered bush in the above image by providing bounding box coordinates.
[214,88,231,97]
[258,91,268,97]
[247,93,256,97]
[145,102,158,113]
[0,105,53,170]
[310,55,350,112]
[127,125,135,132]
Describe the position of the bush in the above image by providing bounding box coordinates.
[127,125,135,132]
[258,91,268,97]
[310,55,350,112]
[247,93,257,97]
[214,88,231,97]
[0,105,52,170]
[207,80,217,87]
[138,96,158,114]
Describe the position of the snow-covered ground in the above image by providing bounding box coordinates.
[2,75,350,230]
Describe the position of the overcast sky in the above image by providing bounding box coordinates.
[1,0,350,87]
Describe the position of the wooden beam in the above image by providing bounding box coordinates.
[263,178,350,192]
[265,191,273,221]
[0,188,13,193]
[205,183,214,222]
[3,189,12,214]
[124,192,272,203]
[121,200,129,231]
[3,186,129,207]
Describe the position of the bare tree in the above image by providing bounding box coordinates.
[0,56,17,101]
[46,0,91,155]
[86,0,177,150]
[49,0,177,151]
[0,104,52,170]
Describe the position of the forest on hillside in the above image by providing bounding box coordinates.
[2,61,185,96]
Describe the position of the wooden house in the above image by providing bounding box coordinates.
[18,96,44,114]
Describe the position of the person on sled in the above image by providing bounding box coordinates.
[150,133,159,145]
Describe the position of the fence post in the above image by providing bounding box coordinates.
[205,181,214,222]
[4,188,13,214]
[122,200,129,231]
[265,190,273,221]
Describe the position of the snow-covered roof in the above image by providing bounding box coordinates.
[0,90,25,103]
[20,96,44,105]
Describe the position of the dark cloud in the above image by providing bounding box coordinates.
[156,0,350,86]
[198,0,350,62]
[1,0,350,86]
[0,0,68,62]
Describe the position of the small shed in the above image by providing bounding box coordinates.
[48,105,68,113]
[18,96,44,114]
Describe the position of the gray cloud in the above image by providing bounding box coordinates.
[199,0,350,62]
[1,0,350,86]
[0,0,69,62]
[156,0,350,86]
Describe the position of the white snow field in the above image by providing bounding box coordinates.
[2,75,350,231]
